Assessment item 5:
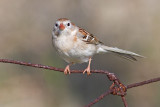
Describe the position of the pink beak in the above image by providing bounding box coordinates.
[59,23,65,30]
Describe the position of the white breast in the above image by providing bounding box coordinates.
[53,30,97,63]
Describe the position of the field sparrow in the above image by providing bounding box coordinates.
[52,18,143,75]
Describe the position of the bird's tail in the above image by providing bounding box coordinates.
[98,45,144,61]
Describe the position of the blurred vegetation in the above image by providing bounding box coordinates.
[0,0,160,107]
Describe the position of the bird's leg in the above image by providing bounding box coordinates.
[64,63,73,75]
[83,58,92,75]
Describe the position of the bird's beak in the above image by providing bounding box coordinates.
[59,23,65,30]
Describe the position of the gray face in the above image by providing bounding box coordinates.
[53,20,75,36]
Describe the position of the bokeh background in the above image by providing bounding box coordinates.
[0,0,160,107]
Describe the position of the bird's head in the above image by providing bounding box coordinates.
[53,18,76,37]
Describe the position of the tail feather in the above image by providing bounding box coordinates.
[99,45,144,61]
[110,51,138,61]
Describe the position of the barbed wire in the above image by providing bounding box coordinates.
[0,59,160,107]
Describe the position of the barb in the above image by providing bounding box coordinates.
[85,73,128,107]
[0,58,160,107]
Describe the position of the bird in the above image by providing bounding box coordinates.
[52,18,143,75]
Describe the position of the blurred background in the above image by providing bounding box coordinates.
[0,0,160,107]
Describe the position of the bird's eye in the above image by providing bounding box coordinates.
[67,23,70,26]
[55,23,58,27]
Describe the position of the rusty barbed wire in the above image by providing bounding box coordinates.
[0,58,160,107]
[85,77,160,107]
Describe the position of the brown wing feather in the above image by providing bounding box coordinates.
[79,28,103,45]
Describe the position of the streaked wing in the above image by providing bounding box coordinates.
[78,28,103,45]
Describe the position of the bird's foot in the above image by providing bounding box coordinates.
[83,67,91,75]
[64,65,71,75]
